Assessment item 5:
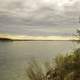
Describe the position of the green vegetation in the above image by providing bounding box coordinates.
[26,48,80,80]
[26,29,80,80]
[75,29,80,41]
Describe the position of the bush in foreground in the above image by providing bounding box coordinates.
[26,48,80,80]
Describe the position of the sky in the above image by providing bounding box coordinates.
[0,0,80,36]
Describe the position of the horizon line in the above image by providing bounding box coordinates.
[0,33,79,41]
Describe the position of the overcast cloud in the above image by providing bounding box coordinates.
[0,0,80,36]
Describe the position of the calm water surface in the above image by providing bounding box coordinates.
[0,41,79,80]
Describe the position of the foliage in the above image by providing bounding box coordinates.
[74,29,80,43]
[76,29,80,37]
[26,48,80,80]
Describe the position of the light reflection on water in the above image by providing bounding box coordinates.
[0,41,79,80]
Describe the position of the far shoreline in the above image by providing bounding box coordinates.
[0,34,79,41]
[0,38,79,42]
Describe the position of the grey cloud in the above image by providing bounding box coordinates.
[0,0,80,35]
[0,0,80,18]
[0,0,80,15]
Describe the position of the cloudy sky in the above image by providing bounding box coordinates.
[0,0,80,36]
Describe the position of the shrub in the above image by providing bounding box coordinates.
[26,48,80,80]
